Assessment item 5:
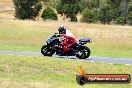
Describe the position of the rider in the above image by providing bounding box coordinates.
[58,25,77,52]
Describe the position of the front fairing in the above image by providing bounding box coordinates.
[46,35,58,45]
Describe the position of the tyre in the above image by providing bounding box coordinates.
[76,46,90,59]
[41,45,54,56]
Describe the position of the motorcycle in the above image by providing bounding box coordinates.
[41,33,92,59]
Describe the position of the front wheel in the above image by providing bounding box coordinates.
[41,45,54,56]
[76,46,90,59]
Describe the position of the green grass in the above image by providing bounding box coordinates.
[0,19,132,59]
[0,45,40,52]
[92,49,132,59]
[0,54,131,88]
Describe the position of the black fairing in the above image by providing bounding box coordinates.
[46,35,59,45]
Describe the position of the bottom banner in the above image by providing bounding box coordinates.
[76,74,131,85]
[76,66,131,85]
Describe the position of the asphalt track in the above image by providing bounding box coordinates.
[0,50,132,65]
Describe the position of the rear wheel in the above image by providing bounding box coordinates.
[41,45,54,56]
[76,46,90,59]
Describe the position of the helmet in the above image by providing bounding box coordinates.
[58,25,66,34]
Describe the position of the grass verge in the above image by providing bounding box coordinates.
[0,54,131,88]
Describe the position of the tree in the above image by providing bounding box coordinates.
[41,0,56,8]
[41,7,58,20]
[56,0,83,22]
[109,0,121,7]
[13,0,42,20]
[107,0,122,22]
[81,8,99,23]
[88,0,100,9]
[120,0,129,24]
[98,4,113,24]
[116,16,126,24]
[128,1,132,25]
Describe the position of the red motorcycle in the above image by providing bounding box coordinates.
[41,33,92,59]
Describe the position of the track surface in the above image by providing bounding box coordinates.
[0,50,132,65]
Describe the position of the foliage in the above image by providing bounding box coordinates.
[98,4,113,24]
[128,2,132,12]
[115,16,126,25]
[41,0,56,8]
[13,0,42,20]
[88,0,100,9]
[68,14,78,22]
[13,0,132,25]
[128,2,132,25]
[81,0,112,24]
[81,3,115,24]
[81,8,99,23]
[109,0,121,8]
[108,0,122,20]
[128,12,132,25]
[81,0,132,25]
[41,7,58,20]
[56,0,83,22]
[81,0,101,9]
[115,1,132,25]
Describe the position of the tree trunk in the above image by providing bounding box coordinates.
[120,0,129,24]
